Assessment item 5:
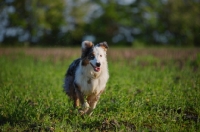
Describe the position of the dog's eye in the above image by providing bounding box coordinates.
[89,55,94,59]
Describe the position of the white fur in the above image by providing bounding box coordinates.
[81,41,88,49]
[81,41,92,50]
[75,46,109,96]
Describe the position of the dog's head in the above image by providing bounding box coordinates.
[81,41,108,72]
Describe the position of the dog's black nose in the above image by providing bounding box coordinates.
[96,62,101,67]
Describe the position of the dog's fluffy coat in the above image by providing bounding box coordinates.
[63,41,109,115]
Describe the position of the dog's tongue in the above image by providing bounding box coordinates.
[95,67,100,72]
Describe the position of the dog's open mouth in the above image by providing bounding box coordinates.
[90,63,100,72]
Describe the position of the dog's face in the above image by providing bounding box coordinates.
[81,41,108,72]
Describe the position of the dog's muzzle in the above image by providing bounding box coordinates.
[90,62,101,72]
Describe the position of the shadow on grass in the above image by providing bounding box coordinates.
[77,118,136,131]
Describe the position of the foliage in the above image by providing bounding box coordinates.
[2,0,65,45]
[159,0,200,46]
[0,48,199,131]
[0,0,200,46]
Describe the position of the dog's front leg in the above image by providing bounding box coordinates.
[86,93,102,115]
[74,84,89,114]
[86,95,99,116]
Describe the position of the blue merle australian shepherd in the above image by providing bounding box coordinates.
[63,41,109,115]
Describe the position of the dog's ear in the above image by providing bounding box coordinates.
[81,41,94,58]
[97,41,108,52]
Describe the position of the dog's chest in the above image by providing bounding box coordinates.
[76,76,105,95]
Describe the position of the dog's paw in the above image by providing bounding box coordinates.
[78,102,90,115]
[86,109,94,116]
[79,102,90,115]
[82,102,90,109]
[78,109,85,115]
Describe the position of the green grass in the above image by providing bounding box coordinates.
[0,48,199,131]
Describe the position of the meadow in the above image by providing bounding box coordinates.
[0,47,199,132]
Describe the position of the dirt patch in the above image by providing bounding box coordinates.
[0,47,199,62]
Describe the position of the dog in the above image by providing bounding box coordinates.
[63,41,109,115]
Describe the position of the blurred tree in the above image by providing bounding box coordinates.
[63,0,94,45]
[130,0,161,45]
[3,0,65,45]
[0,0,200,46]
[84,0,162,46]
[159,0,200,46]
[84,1,121,45]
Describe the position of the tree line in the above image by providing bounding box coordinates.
[0,0,200,46]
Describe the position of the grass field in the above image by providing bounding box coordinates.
[0,47,200,131]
